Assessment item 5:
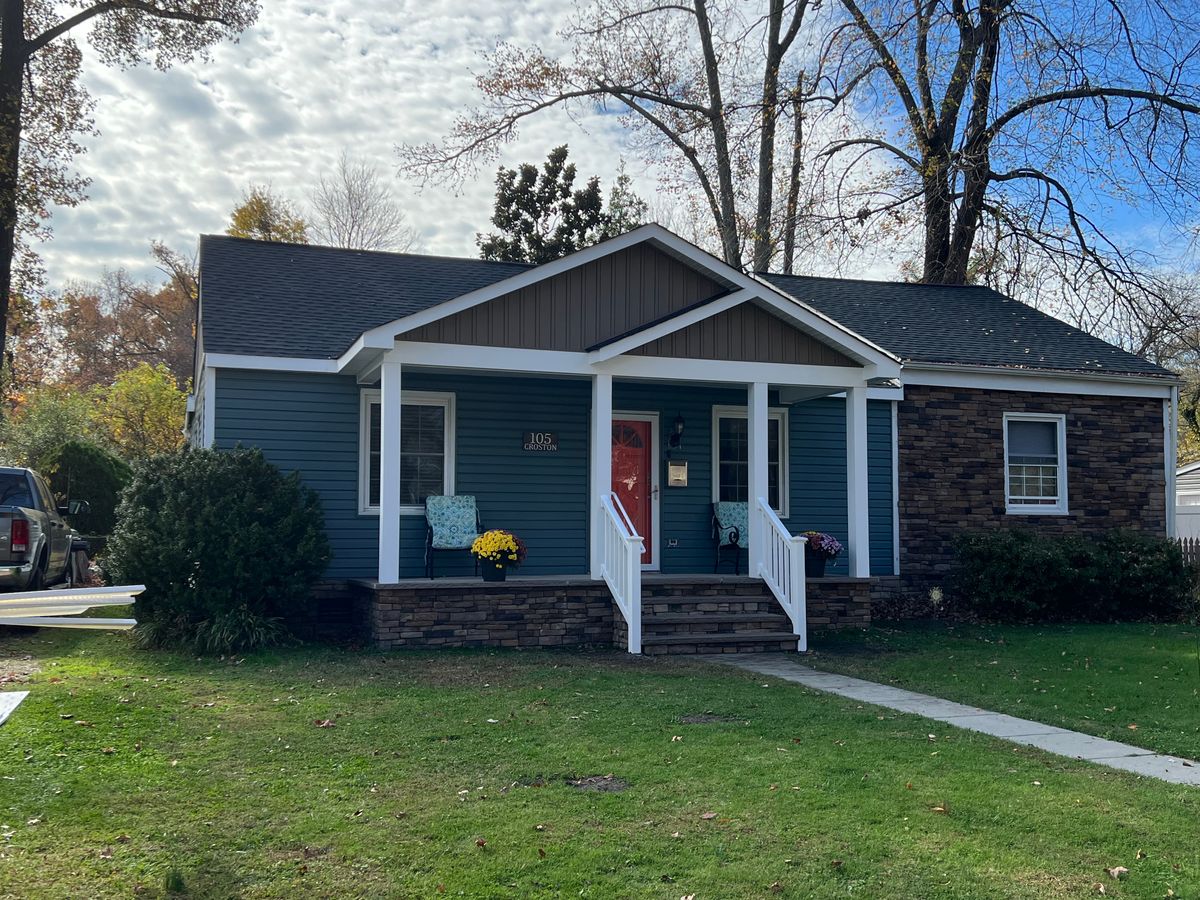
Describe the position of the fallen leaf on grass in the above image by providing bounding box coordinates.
[102,747,115,755]
[74,720,93,728]
[99,847,113,859]
[115,835,130,844]
[930,804,948,815]
[1127,724,1139,731]
[700,812,717,820]
[769,881,783,893]
[475,839,487,848]
[314,719,336,728]
[830,860,843,869]
[1136,849,1146,860]
[537,848,546,859]
[534,824,545,831]
[671,735,683,742]
[1106,867,1129,880]
[1092,883,1106,895]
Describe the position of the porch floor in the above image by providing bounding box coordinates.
[357,573,871,589]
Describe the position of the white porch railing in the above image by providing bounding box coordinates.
[599,492,643,654]
[755,497,808,652]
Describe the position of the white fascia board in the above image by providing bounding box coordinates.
[206,352,339,373]
[598,356,873,387]
[389,342,592,375]
[903,363,1177,399]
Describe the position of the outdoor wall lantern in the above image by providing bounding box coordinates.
[666,413,688,486]
[669,413,685,450]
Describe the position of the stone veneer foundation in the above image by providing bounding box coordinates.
[352,575,874,651]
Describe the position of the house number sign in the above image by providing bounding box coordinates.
[522,431,559,452]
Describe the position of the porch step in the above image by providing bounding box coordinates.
[642,612,790,626]
[641,630,803,655]
[641,595,781,616]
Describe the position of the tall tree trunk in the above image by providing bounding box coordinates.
[921,155,954,283]
[693,0,741,266]
[751,0,785,272]
[0,0,25,401]
[781,71,805,275]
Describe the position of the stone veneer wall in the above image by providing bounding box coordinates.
[897,384,1167,597]
[353,579,615,650]
[805,578,873,628]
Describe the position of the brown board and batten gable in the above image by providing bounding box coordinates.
[628,301,858,366]
[403,243,731,352]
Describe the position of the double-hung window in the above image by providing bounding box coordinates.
[1003,413,1067,514]
[711,406,788,515]
[360,390,455,514]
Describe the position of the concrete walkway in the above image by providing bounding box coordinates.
[709,654,1200,786]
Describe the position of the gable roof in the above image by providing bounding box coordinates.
[760,273,1172,378]
[198,232,1173,380]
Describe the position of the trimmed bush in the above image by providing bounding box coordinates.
[40,439,131,535]
[106,448,330,652]
[946,528,1197,623]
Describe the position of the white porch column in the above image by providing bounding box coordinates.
[378,360,403,584]
[846,385,871,578]
[747,381,770,579]
[589,373,613,579]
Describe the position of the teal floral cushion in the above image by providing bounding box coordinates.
[426,495,479,549]
[714,501,748,546]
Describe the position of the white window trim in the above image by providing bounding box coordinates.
[711,404,789,517]
[359,389,456,516]
[1003,412,1068,516]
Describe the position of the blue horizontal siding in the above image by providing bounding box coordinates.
[213,369,896,580]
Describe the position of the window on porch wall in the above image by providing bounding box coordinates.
[713,410,787,515]
[361,392,454,512]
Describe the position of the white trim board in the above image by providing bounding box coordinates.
[0,691,28,726]
[904,364,1176,399]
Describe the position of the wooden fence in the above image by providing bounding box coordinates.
[1179,536,1200,566]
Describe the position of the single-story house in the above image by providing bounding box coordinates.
[187,224,1178,653]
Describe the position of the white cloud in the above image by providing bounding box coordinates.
[39,0,649,286]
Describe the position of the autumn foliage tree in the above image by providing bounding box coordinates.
[89,363,185,461]
[227,185,309,244]
[0,0,259,395]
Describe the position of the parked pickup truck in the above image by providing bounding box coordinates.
[0,467,88,591]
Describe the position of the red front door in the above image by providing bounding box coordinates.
[612,419,653,565]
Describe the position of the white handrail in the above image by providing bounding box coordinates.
[755,497,807,652]
[599,492,643,654]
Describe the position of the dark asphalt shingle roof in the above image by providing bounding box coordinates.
[760,273,1173,378]
[199,235,530,359]
[199,234,1172,378]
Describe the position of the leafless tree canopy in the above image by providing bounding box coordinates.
[818,0,1200,351]
[398,0,854,272]
[310,152,420,252]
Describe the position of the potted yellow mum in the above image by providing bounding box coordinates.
[471,529,528,582]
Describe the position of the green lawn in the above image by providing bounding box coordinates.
[809,621,1200,761]
[1,629,1198,899]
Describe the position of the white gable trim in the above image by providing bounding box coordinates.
[334,224,900,375]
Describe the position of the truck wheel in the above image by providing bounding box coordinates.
[27,556,45,592]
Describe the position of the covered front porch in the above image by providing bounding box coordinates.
[359,359,896,652]
[336,225,901,653]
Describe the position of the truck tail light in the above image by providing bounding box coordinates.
[11,519,28,555]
